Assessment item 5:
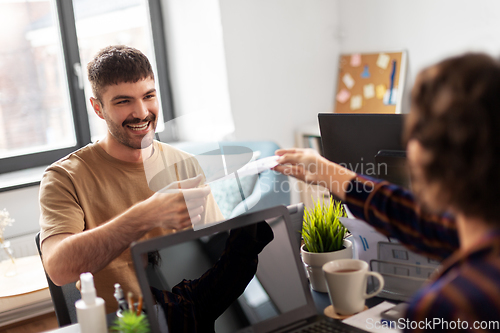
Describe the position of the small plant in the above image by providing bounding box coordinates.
[110,310,150,333]
[301,196,347,253]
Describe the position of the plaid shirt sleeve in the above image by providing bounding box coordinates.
[344,175,459,261]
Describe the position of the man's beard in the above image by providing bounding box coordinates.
[106,112,157,150]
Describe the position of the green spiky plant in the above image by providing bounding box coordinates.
[301,196,348,253]
[110,310,150,333]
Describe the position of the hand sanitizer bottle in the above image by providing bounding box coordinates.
[75,272,107,333]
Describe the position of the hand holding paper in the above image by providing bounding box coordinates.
[156,174,211,228]
[207,155,280,185]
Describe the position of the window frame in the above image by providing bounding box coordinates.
[0,0,175,176]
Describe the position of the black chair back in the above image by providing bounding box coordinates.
[35,232,81,327]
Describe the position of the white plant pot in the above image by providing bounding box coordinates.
[300,239,353,293]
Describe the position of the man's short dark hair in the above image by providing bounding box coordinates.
[87,45,154,101]
[405,53,500,223]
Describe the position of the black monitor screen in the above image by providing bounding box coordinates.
[318,113,410,188]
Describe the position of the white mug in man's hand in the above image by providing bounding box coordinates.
[322,259,384,315]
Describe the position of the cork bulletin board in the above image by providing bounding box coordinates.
[334,51,407,114]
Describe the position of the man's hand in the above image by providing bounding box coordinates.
[142,174,211,230]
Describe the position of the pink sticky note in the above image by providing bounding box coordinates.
[350,54,361,67]
[336,89,351,104]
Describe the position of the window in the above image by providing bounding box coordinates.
[0,0,173,175]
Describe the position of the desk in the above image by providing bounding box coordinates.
[43,313,116,333]
[0,255,53,327]
[310,288,396,315]
[44,290,397,332]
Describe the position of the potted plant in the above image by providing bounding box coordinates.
[111,310,150,333]
[300,197,353,292]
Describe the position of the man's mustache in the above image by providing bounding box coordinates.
[122,113,156,126]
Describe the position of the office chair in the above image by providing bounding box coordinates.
[35,232,81,327]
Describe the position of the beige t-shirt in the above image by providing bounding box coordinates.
[39,141,224,313]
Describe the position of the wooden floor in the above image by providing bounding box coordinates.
[2,312,58,333]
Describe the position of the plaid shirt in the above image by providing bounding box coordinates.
[345,175,500,332]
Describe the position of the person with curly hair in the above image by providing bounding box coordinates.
[274,53,500,332]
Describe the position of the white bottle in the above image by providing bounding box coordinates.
[75,272,107,333]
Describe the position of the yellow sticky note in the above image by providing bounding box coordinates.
[363,84,375,99]
[376,84,386,99]
[350,95,362,110]
[376,53,390,69]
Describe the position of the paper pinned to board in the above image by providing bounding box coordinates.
[336,88,351,104]
[350,53,362,67]
[383,88,398,105]
[343,73,355,89]
[364,84,375,99]
[376,84,387,99]
[350,95,363,110]
[339,217,390,264]
[376,53,391,69]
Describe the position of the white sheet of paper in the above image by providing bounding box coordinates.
[350,95,362,110]
[383,88,398,105]
[343,73,355,89]
[339,217,391,264]
[376,53,391,69]
[364,84,375,99]
[342,301,401,333]
[206,155,279,185]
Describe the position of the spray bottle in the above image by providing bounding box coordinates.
[75,272,107,333]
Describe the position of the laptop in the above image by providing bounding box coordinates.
[130,204,367,332]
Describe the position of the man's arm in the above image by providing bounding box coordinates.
[42,187,209,286]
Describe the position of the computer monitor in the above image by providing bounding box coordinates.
[318,113,410,188]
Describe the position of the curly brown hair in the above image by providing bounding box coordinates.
[87,45,154,101]
[405,53,500,223]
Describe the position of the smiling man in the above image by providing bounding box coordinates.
[39,45,223,313]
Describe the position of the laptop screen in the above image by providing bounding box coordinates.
[131,205,315,333]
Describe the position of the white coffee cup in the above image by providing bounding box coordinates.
[322,259,384,315]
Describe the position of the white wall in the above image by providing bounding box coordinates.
[219,0,340,149]
[161,0,235,142]
[337,0,500,113]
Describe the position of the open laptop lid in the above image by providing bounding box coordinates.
[131,205,312,333]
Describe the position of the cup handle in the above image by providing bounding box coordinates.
[363,271,384,299]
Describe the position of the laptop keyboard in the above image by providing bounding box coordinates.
[292,320,360,333]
